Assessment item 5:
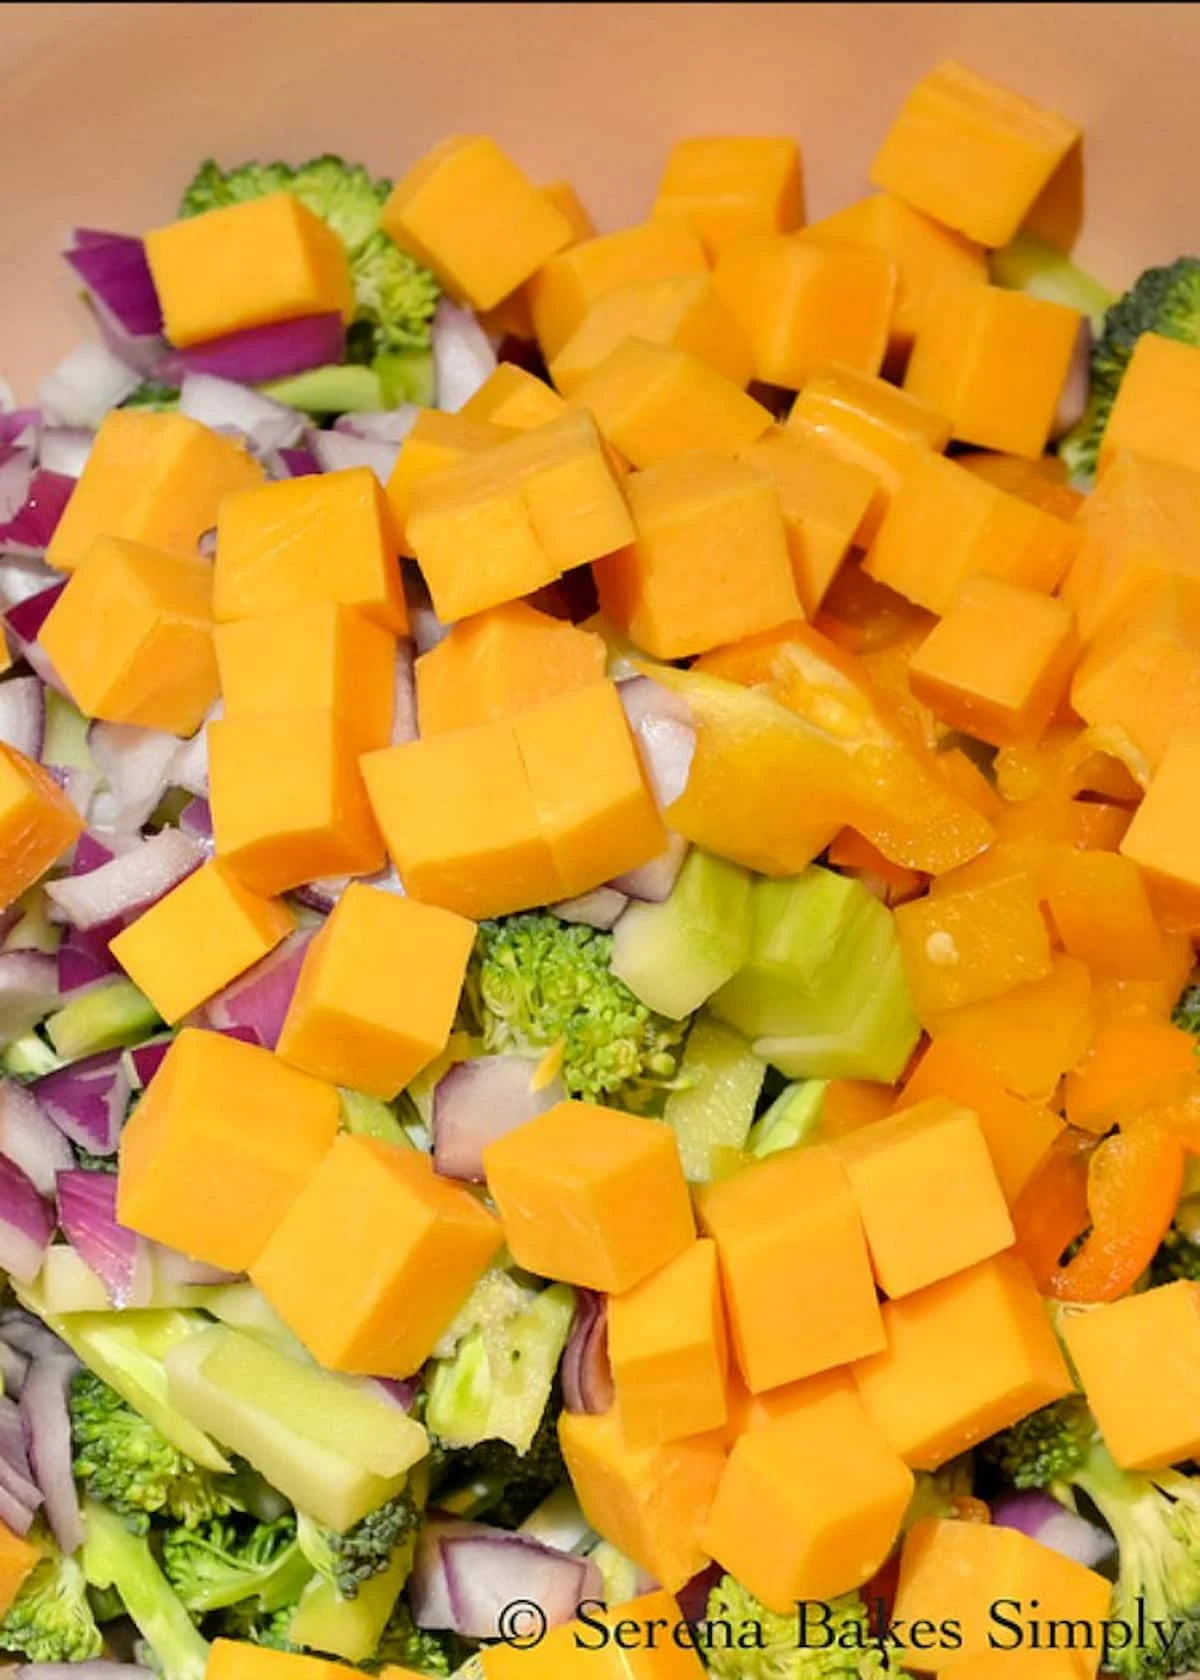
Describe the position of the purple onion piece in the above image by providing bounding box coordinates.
[178,798,213,845]
[57,924,122,995]
[0,449,35,526]
[200,929,314,1050]
[434,1056,564,1183]
[675,1562,719,1623]
[20,1352,83,1552]
[432,299,498,411]
[440,1531,594,1640]
[156,313,343,386]
[610,832,688,903]
[5,582,65,649]
[0,472,75,559]
[0,677,46,760]
[392,640,418,746]
[0,1313,71,1363]
[128,1037,173,1089]
[0,412,39,451]
[561,1290,614,1417]
[45,829,203,930]
[0,1467,38,1535]
[410,1517,490,1629]
[271,447,320,479]
[992,1490,1115,1568]
[32,1051,130,1155]
[0,1158,54,1284]
[618,677,696,810]
[56,1170,151,1309]
[0,951,60,1042]
[64,233,162,338]
[0,1080,74,1197]
[310,429,401,486]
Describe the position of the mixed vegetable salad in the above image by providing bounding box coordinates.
[2,50,1200,1680]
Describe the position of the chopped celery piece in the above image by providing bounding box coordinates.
[518,1485,593,1552]
[339,1088,412,1147]
[45,976,161,1059]
[747,1080,828,1159]
[754,940,919,1083]
[288,1542,411,1661]
[82,1500,209,1680]
[405,1030,478,1133]
[989,232,1115,331]
[663,1014,766,1182]
[43,688,95,771]
[589,1539,648,1607]
[36,1246,211,1315]
[4,885,61,955]
[426,1282,575,1453]
[375,347,435,407]
[183,1283,310,1359]
[579,612,643,681]
[2,1031,63,1078]
[260,364,384,414]
[610,849,754,1019]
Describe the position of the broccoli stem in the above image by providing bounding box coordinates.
[81,1501,209,1680]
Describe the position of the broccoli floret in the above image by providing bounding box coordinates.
[360,1599,455,1674]
[984,1395,1096,1494]
[211,1600,298,1651]
[0,1530,103,1663]
[70,1369,241,1530]
[1060,258,1200,481]
[122,380,181,413]
[1172,980,1200,1038]
[179,156,440,366]
[704,1579,899,1680]
[432,1392,567,1531]
[161,1514,311,1616]
[296,1488,420,1601]
[1152,1226,1200,1286]
[462,913,690,1110]
[74,1149,119,1175]
[81,1499,210,1680]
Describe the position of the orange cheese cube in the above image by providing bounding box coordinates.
[382,135,571,311]
[541,179,595,245]
[1071,574,1200,765]
[608,1238,728,1449]
[905,286,1082,457]
[528,220,709,361]
[549,273,751,396]
[483,1099,694,1293]
[361,721,561,918]
[46,410,262,574]
[924,953,1095,1101]
[894,871,1053,1018]
[458,364,567,431]
[786,366,951,545]
[1062,1282,1200,1469]
[477,180,595,344]
[406,410,633,621]
[1062,1016,1197,1134]
[593,454,800,659]
[834,1100,1014,1299]
[0,744,84,912]
[853,1254,1073,1469]
[1099,332,1200,476]
[962,450,1085,522]
[864,453,1078,614]
[702,1374,913,1612]
[713,235,896,388]
[480,1590,706,1679]
[214,467,405,632]
[942,1657,1087,1680]
[39,536,218,736]
[894,1519,1110,1675]
[652,137,804,258]
[0,1521,40,1617]
[570,338,772,469]
[559,1407,724,1592]
[1044,848,1172,979]
[214,601,396,759]
[800,193,987,355]
[251,1134,501,1375]
[695,1145,884,1393]
[1121,732,1200,901]
[513,681,667,895]
[110,860,294,1025]
[276,884,474,1098]
[894,1040,1064,1206]
[117,1027,339,1270]
[384,409,514,554]
[908,576,1078,747]
[869,61,1081,248]
[737,428,876,616]
[208,710,384,896]
[206,1640,355,1680]
[145,194,354,347]
[415,601,606,735]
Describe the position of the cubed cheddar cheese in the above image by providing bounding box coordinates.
[46,410,263,574]
[528,220,709,361]
[1120,732,1200,902]
[786,366,951,545]
[593,453,800,659]
[477,180,595,343]
[415,601,606,735]
[834,1100,1014,1298]
[608,1238,728,1449]
[1062,1016,1197,1134]
[549,274,752,396]
[942,1657,1088,1680]
[541,178,595,245]
[382,135,572,311]
[558,1406,725,1592]
[570,338,772,468]
[1044,849,1173,979]
[458,363,568,430]
[207,1639,355,1680]
[652,136,804,257]
[117,1027,340,1270]
[0,744,84,912]
[214,467,406,631]
[923,953,1095,1101]
[893,1519,1111,1676]
[962,450,1085,522]
[406,410,633,621]
[738,428,877,616]
[864,453,1078,614]
[1071,574,1200,767]
[276,884,475,1098]
[800,192,987,355]
[696,1145,884,1394]
[145,194,354,347]
[894,869,1053,1018]
[110,860,294,1025]
[384,410,515,554]
[0,1521,40,1618]
[908,576,1078,747]
[251,1135,502,1375]
[40,536,219,736]
[904,285,1082,457]
[483,1099,694,1293]
[713,235,896,388]
[1062,1282,1200,1469]
[214,602,396,758]
[208,710,384,896]
[702,1373,913,1613]
[852,1254,1073,1470]
[481,1591,707,1679]
[1099,332,1200,476]
[869,61,1081,247]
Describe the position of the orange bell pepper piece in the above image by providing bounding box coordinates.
[1011,1129,1094,1289]
[827,828,926,904]
[1046,1122,1185,1303]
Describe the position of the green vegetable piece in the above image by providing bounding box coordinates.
[289,1541,411,1661]
[162,1514,311,1615]
[610,849,754,1020]
[375,348,436,407]
[82,1500,210,1680]
[368,1600,455,1675]
[747,1079,828,1159]
[121,380,181,413]
[755,941,920,1083]
[185,1283,310,1359]
[42,689,95,773]
[5,886,62,957]
[1,1033,62,1078]
[426,1281,575,1453]
[705,1578,900,1680]
[45,976,161,1059]
[260,364,385,415]
[339,1088,412,1148]
[989,232,1115,330]
[587,1539,645,1609]
[662,1014,766,1181]
[0,1532,103,1662]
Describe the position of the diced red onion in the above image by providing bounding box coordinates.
[0,1157,55,1284]
[127,1036,172,1089]
[561,1291,614,1416]
[309,429,401,485]
[992,1491,1115,1568]
[32,1051,130,1156]
[441,1532,600,1640]
[0,449,34,526]
[334,407,421,445]
[88,722,187,832]
[675,1563,720,1623]
[56,1169,151,1309]
[71,831,118,875]
[157,313,344,386]
[200,929,314,1050]
[57,923,121,994]
[618,677,696,809]
[178,797,214,848]
[403,565,451,651]
[58,767,99,821]
[270,447,320,479]
[0,1394,32,1477]
[179,374,305,455]
[432,299,498,411]
[36,344,139,429]
[20,1352,83,1553]
[411,1517,490,1629]
[0,471,76,559]
[434,1056,563,1183]
[0,1476,38,1536]
[0,1081,73,1197]
[45,829,203,929]
[0,1313,71,1363]
[392,641,418,746]
[0,1391,41,1531]
[6,580,67,691]
[65,232,162,339]
[0,412,39,452]
[16,1665,155,1680]
[85,286,170,381]
[0,558,58,616]
[610,832,688,903]
[0,676,45,760]
[552,888,628,930]
[38,429,94,479]
[0,951,60,1043]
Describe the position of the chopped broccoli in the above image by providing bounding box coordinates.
[1172,980,1200,1038]
[984,1394,1095,1494]
[161,1514,311,1615]
[211,1600,298,1651]
[122,380,181,413]
[704,1579,898,1680]
[432,1393,567,1530]
[70,1369,241,1531]
[361,1599,455,1674]
[0,1529,103,1663]
[81,1499,210,1680]
[462,913,690,1110]
[1151,1226,1200,1286]
[1060,258,1200,481]
[296,1488,420,1601]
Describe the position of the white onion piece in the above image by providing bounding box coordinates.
[0,677,45,760]
[0,380,14,413]
[433,1056,563,1182]
[432,299,497,411]
[167,703,219,800]
[333,407,421,444]
[0,1082,73,1198]
[0,1158,54,1285]
[38,428,94,478]
[36,343,139,429]
[45,829,203,930]
[179,374,305,455]
[0,952,60,1042]
[552,887,628,930]
[88,721,183,832]
[310,429,401,486]
[618,676,696,809]
[392,641,418,745]
[610,832,688,902]
[0,559,58,614]
[441,1532,601,1640]
[993,1490,1115,1568]
[0,450,35,525]
[20,1351,83,1552]
[411,1517,490,1629]
[1052,319,1094,442]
